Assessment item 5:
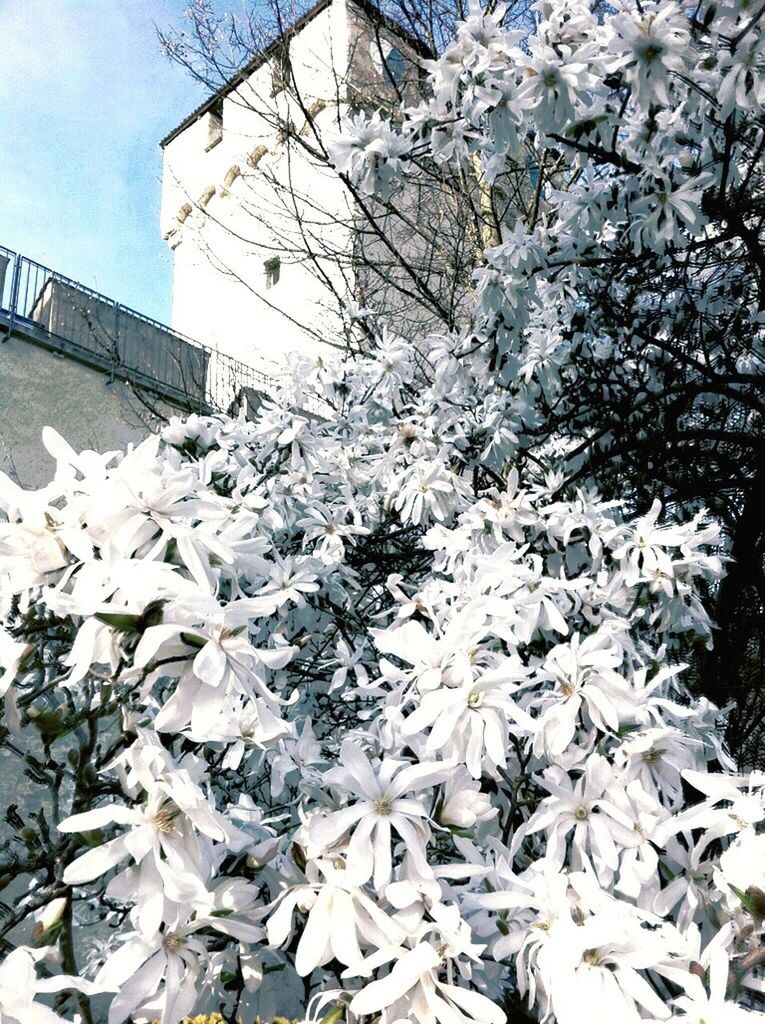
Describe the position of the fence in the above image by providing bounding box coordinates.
[0,245,272,413]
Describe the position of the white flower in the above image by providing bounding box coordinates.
[266,858,405,976]
[349,940,505,1024]
[0,946,99,1024]
[401,659,533,778]
[394,460,465,526]
[438,767,497,830]
[94,891,261,1024]
[59,741,248,937]
[719,831,765,894]
[329,638,370,693]
[330,112,409,197]
[612,499,686,588]
[513,756,639,880]
[670,945,761,1023]
[298,502,369,564]
[517,41,596,130]
[310,741,448,887]
[536,911,672,1024]
[611,2,691,106]
[533,631,636,758]
[270,716,323,797]
[246,554,322,614]
[0,476,91,591]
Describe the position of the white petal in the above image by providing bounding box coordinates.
[63,835,128,885]
[350,943,440,1015]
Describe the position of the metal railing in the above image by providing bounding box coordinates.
[0,245,272,414]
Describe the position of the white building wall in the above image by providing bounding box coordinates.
[160,0,356,388]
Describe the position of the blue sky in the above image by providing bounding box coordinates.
[0,1,209,323]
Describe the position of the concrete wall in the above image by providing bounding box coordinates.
[0,334,160,488]
[29,279,209,406]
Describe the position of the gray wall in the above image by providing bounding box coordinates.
[0,334,162,488]
[30,279,209,405]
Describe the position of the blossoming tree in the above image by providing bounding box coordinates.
[333,0,765,754]
[1,2,764,1023]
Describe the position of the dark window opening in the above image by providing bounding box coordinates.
[206,97,224,150]
[265,257,281,289]
[271,44,291,96]
[383,47,407,87]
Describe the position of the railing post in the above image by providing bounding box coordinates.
[3,253,22,343]
[111,302,121,383]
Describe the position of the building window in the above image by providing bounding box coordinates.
[271,43,291,96]
[383,46,407,87]
[264,257,281,289]
[206,98,223,150]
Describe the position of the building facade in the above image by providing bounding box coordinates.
[160,0,425,381]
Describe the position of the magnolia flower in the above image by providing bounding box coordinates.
[632,174,712,253]
[349,939,505,1024]
[270,716,323,797]
[267,858,405,976]
[517,41,595,129]
[372,614,485,693]
[612,499,687,588]
[669,945,762,1023]
[94,900,260,1024]
[607,778,666,900]
[59,750,247,936]
[298,502,369,564]
[310,741,448,887]
[438,768,497,830]
[533,631,636,758]
[0,945,99,1024]
[394,460,465,526]
[719,830,765,894]
[659,770,765,868]
[458,474,537,546]
[535,912,673,1024]
[513,756,639,879]
[613,725,700,810]
[31,898,68,946]
[329,638,370,693]
[611,2,690,107]
[401,661,533,778]
[718,28,765,115]
[245,554,322,615]
[0,476,91,591]
[198,697,291,770]
[132,610,297,733]
[329,111,410,198]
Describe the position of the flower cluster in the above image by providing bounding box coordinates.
[1,1,764,1022]
[331,0,765,511]
[0,331,762,1022]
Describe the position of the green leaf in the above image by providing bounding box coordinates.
[95,612,145,633]
[320,1004,346,1024]
[180,632,207,649]
[731,885,765,923]
[96,599,166,635]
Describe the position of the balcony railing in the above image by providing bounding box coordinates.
[0,245,271,413]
